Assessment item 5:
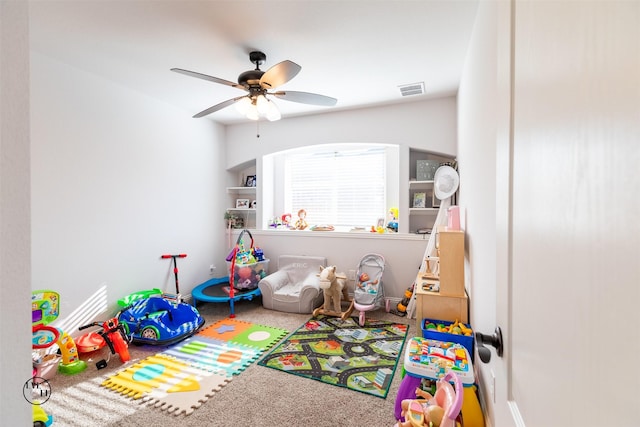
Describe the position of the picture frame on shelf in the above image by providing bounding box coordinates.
[236,199,250,209]
[376,218,385,228]
[413,192,426,208]
[245,175,256,187]
[250,200,257,209]
[432,191,440,208]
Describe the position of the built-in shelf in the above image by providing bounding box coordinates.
[226,186,256,193]
[409,208,439,214]
[408,149,455,233]
[226,160,258,229]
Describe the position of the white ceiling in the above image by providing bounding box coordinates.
[29,1,479,125]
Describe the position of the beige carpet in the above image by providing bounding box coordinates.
[40,298,418,426]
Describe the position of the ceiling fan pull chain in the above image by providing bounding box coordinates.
[256,120,260,138]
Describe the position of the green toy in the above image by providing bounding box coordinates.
[32,290,87,375]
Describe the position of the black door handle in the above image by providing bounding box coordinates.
[475,327,503,363]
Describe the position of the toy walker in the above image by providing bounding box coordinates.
[395,337,485,427]
[395,371,463,427]
[32,290,87,375]
[353,253,388,326]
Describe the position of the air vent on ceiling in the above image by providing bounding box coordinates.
[399,82,425,97]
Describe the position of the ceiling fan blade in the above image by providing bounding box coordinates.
[193,97,244,118]
[171,68,245,90]
[260,60,301,89]
[271,90,337,106]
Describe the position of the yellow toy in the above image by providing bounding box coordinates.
[391,286,414,316]
[387,207,399,232]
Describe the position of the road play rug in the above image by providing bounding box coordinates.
[258,315,409,398]
[102,318,287,415]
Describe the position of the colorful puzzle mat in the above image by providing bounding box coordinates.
[102,318,288,416]
[258,315,409,398]
[196,318,288,350]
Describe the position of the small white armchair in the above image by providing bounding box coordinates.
[258,255,327,313]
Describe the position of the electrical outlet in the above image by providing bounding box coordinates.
[209,265,216,275]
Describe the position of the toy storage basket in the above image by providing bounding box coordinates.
[227,229,269,291]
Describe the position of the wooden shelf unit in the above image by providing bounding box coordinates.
[415,284,468,324]
[436,226,465,296]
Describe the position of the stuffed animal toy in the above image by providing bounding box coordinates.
[318,265,346,313]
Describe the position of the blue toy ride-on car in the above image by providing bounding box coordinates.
[118,296,205,346]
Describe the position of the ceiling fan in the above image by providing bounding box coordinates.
[171,51,337,121]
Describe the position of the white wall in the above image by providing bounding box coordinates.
[456,0,498,421]
[233,229,434,301]
[225,97,457,168]
[30,53,227,327]
[224,97,458,300]
[0,2,32,424]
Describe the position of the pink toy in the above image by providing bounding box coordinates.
[395,371,463,427]
[238,266,252,280]
[353,253,387,326]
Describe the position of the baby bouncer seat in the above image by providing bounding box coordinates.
[353,253,387,326]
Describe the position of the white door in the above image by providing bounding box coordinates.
[492,1,640,426]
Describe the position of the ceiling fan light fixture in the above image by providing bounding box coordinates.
[245,104,260,121]
[235,96,252,115]
[256,94,269,114]
[235,94,281,121]
[266,101,281,121]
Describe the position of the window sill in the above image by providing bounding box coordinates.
[229,228,432,241]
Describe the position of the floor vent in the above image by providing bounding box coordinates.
[399,82,425,97]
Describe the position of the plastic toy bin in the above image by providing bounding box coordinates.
[421,317,474,358]
[227,259,270,290]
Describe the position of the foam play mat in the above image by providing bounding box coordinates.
[258,315,409,398]
[196,318,288,351]
[102,318,288,416]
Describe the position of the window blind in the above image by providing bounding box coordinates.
[285,147,386,227]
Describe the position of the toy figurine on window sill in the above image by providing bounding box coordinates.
[281,213,292,229]
[294,209,308,230]
[387,207,399,232]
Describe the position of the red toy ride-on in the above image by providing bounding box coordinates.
[78,317,131,366]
